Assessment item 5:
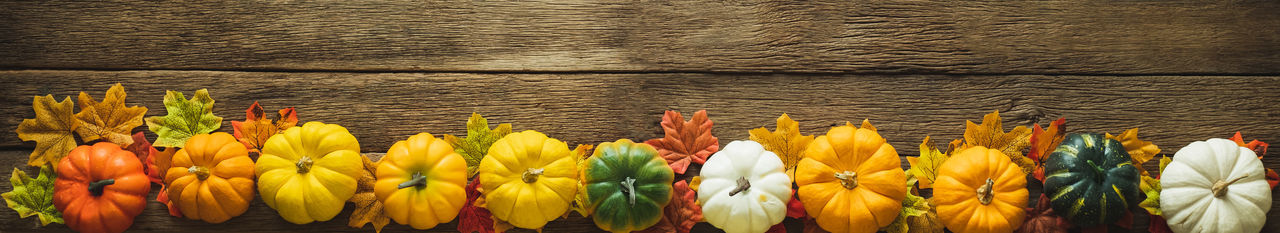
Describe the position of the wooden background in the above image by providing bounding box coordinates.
[2,1,1278,232]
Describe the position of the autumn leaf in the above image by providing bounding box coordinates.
[961,110,1034,175]
[749,113,814,180]
[636,180,702,233]
[145,89,222,148]
[1139,176,1161,216]
[458,177,495,233]
[444,113,513,178]
[881,193,940,233]
[645,110,720,174]
[16,95,80,168]
[349,156,390,233]
[786,192,805,218]
[1028,118,1066,182]
[569,144,594,217]
[2,165,63,226]
[149,145,181,217]
[1105,128,1161,176]
[73,83,147,147]
[906,136,948,189]
[1147,215,1173,233]
[1017,194,1069,233]
[1229,132,1276,189]
[231,101,297,156]
[123,132,161,184]
[766,223,787,233]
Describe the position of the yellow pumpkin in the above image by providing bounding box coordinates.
[255,122,363,224]
[477,130,578,229]
[795,120,906,233]
[375,133,468,229]
[165,132,256,223]
[932,146,1028,233]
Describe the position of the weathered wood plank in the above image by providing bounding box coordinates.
[3,1,1279,74]
[3,71,1279,156]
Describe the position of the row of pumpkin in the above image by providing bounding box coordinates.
[5,84,1275,233]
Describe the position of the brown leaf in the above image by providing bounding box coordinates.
[961,110,1034,175]
[348,156,389,233]
[645,110,719,174]
[73,83,147,146]
[1017,194,1069,233]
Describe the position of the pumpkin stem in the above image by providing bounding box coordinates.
[835,171,858,189]
[976,178,995,205]
[398,172,428,189]
[1212,175,1249,197]
[88,179,115,196]
[729,177,751,196]
[522,168,544,183]
[620,177,637,206]
[296,156,314,174]
[188,166,211,180]
[1086,160,1106,181]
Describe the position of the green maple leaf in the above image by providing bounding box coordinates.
[145,89,222,147]
[443,113,512,178]
[2,165,63,226]
[881,192,930,233]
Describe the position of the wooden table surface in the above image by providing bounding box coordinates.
[2,1,1278,233]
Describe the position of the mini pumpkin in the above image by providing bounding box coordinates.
[477,130,578,229]
[1162,138,1271,233]
[697,140,792,233]
[375,133,468,230]
[53,142,151,233]
[795,120,907,233]
[1042,133,1140,227]
[932,146,1028,233]
[255,121,363,224]
[583,139,675,233]
[166,132,256,223]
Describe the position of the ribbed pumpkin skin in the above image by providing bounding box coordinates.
[477,130,578,229]
[795,123,907,233]
[697,140,792,233]
[1161,139,1272,233]
[932,146,1028,233]
[584,139,674,233]
[1043,133,1140,227]
[53,142,151,233]
[375,133,468,230]
[255,122,364,224]
[166,132,256,223]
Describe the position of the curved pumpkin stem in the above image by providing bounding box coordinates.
[296,156,314,174]
[188,166,211,180]
[398,172,428,189]
[976,178,995,205]
[1212,175,1249,197]
[835,171,858,189]
[729,177,751,196]
[1086,160,1106,181]
[522,168,544,183]
[620,177,637,206]
[88,179,115,196]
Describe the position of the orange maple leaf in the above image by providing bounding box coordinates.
[231,101,297,156]
[1028,118,1066,182]
[960,110,1034,175]
[645,110,719,174]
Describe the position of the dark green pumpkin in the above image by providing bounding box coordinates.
[1043,133,1140,227]
[584,139,675,233]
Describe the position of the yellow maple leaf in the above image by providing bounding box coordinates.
[748,113,814,180]
[73,83,147,147]
[16,95,80,167]
[1106,128,1161,176]
[348,156,390,233]
[906,136,948,189]
[961,110,1034,174]
[569,144,594,217]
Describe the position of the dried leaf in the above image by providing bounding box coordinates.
[2,165,63,226]
[149,146,180,217]
[349,156,390,233]
[636,180,702,233]
[1229,132,1276,189]
[1105,128,1161,176]
[231,101,297,156]
[645,110,719,174]
[1028,118,1066,182]
[961,110,1034,175]
[444,113,513,178]
[1139,175,1161,216]
[458,178,495,233]
[1017,194,1070,233]
[749,113,813,180]
[906,136,948,189]
[569,144,594,217]
[881,193,933,233]
[1158,155,1171,177]
[15,95,80,167]
[145,89,222,148]
[73,83,147,147]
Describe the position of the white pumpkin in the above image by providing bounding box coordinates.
[1161,138,1272,233]
[697,140,793,233]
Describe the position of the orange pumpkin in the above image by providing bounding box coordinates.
[932,146,1028,233]
[165,132,256,223]
[53,142,151,233]
[795,120,907,233]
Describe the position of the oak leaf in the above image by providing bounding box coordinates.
[349,156,390,233]
[1105,128,1161,176]
[961,110,1034,175]
[444,113,513,178]
[145,89,222,148]
[645,110,719,174]
[2,165,63,226]
[1028,118,1066,182]
[1016,194,1069,233]
[15,95,80,167]
[458,177,494,233]
[749,113,813,180]
[73,83,147,147]
[230,101,297,156]
[636,180,702,233]
[906,136,947,189]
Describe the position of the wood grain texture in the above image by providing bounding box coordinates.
[3,1,1280,74]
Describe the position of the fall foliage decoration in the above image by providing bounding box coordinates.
[457,178,494,233]
[444,113,513,178]
[165,133,256,223]
[72,83,147,147]
[2,164,63,226]
[230,101,297,156]
[956,110,1034,176]
[583,139,675,233]
[15,95,80,167]
[1027,118,1066,182]
[53,142,151,233]
[1105,128,1160,176]
[145,89,223,148]
[749,113,814,180]
[646,110,719,175]
[375,133,469,230]
[932,146,1029,233]
[637,180,703,233]
[1230,132,1278,189]
[795,120,907,233]
[349,155,390,233]
[906,136,948,189]
[1016,194,1070,233]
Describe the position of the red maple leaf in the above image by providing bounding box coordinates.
[458,178,494,233]
[1016,194,1069,233]
[1028,118,1065,183]
[637,180,703,233]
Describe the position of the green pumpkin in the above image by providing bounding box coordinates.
[584,139,675,233]
[1043,133,1140,227]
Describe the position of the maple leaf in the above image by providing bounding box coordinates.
[1138,175,1161,216]
[786,192,805,218]
[73,83,147,147]
[230,101,297,156]
[444,113,513,178]
[1147,215,1173,233]
[881,193,940,233]
[349,156,390,233]
[145,89,222,148]
[15,95,80,167]
[1016,194,1069,233]
[645,110,719,174]
[961,110,1034,175]
[123,132,162,184]
[749,113,814,180]
[636,180,702,233]
[148,145,181,217]
[906,136,948,189]
[2,165,63,226]
[569,144,594,217]
[458,177,495,233]
[1105,128,1161,176]
[1229,132,1277,189]
[1028,118,1066,182]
